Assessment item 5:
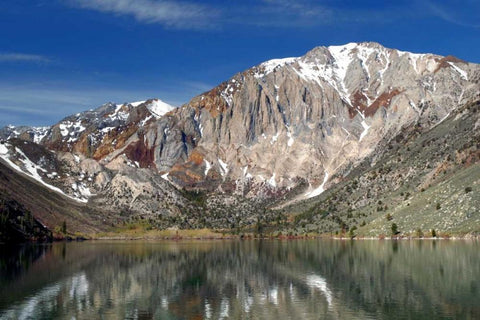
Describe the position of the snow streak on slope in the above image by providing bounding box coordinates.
[0,143,88,203]
[204,160,212,176]
[447,62,468,80]
[327,43,358,104]
[359,119,371,142]
[305,171,329,198]
[218,158,229,177]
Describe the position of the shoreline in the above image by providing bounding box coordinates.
[3,231,479,244]
[57,233,480,242]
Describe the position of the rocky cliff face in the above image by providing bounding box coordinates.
[1,42,479,234]
[139,42,480,198]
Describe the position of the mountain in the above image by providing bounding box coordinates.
[1,42,479,238]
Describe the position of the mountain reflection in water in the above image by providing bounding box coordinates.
[0,240,479,319]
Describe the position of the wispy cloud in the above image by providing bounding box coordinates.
[0,105,60,115]
[220,0,333,28]
[0,53,50,63]
[64,0,434,30]
[67,0,219,29]
[180,81,215,94]
[62,0,480,30]
[425,1,480,28]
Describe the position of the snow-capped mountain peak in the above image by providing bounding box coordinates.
[146,99,175,118]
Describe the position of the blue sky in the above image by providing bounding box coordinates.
[1,0,479,127]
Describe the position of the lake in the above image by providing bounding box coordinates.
[0,240,479,319]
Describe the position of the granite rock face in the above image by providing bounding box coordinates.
[144,42,479,198]
[2,42,479,219]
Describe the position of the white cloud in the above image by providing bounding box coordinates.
[0,53,49,63]
[67,0,219,29]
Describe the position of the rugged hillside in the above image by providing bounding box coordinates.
[0,138,274,233]
[278,100,480,237]
[0,189,52,242]
[1,42,479,236]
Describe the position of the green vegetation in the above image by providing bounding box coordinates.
[94,222,226,239]
[273,99,480,238]
[391,223,398,235]
[349,226,357,239]
[416,228,424,238]
[180,189,207,208]
[62,220,67,234]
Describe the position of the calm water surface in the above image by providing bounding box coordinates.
[0,240,479,319]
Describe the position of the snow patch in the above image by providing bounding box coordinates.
[147,99,175,118]
[305,171,329,198]
[268,173,276,187]
[327,43,358,104]
[432,112,451,128]
[409,101,420,114]
[271,132,279,144]
[243,166,253,179]
[78,183,92,197]
[287,130,294,147]
[161,172,169,181]
[254,57,297,78]
[447,62,468,80]
[0,143,9,156]
[140,115,153,126]
[111,105,129,121]
[356,45,377,80]
[293,60,325,87]
[218,159,229,176]
[359,120,371,142]
[59,123,70,137]
[58,120,86,141]
[32,127,50,144]
[405,52,425,74]
[129,101,145,107]
[204,160,211,176]
[100,126,115,134]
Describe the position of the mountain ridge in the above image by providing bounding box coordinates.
[1,42,479,239]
